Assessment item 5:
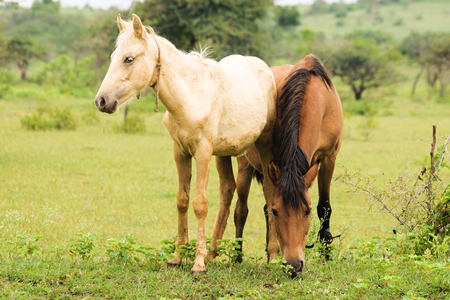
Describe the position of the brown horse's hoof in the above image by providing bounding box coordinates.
[207,250,218,260]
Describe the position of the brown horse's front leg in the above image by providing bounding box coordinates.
[167,145,192,268]
[233,155,255,263]
[317,156,337,259]
[209,156,236,260]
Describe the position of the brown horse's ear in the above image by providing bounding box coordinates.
[268,161,281,185]
[117,14,126,32]
[132,13,144,38]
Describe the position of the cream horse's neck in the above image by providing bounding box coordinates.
[148,34,218,116]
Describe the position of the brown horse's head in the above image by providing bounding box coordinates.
[268,159,312,278]
[95,14,159,113]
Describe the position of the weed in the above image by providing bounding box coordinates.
[270,256,294,277]
[7,234,43,258]
[210,238,244,263]
[69,233,98,260]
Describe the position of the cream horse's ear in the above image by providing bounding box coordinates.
[117,13,126,32]
[132,13,144,38]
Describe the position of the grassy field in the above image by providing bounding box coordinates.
[298,1,450,41]
[1,70,449,297]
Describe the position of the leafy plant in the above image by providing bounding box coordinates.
[7,234,43,258]
[104,235,153,265]
[69,233,97,260]
[175,239,197,263]
[210,238,244,263]
[270,256,294,277]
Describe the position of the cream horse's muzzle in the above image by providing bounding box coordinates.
[95,95,118,114]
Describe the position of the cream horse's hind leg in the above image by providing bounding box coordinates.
[167,145,192,267]
[208,156,236,260]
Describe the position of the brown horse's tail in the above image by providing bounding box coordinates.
[274,55,332,210]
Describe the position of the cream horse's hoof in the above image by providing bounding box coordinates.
[190,263,207,275]
[167,257,182,268]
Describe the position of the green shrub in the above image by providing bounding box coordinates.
[343,99,379,116]
[0,71,15,98]
[114,115,146,134]
[338,127,450,259]
[35,54,98,97]
[20,105,77,131]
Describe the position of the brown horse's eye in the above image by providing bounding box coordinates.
[305,207,312,217]
[124,56,134,64]
[272,209,279,217]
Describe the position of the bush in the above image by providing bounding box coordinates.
[0,70,16,98]
[113,105,146,134]
[35,54,98,97]
[338,126,450,258]
[21,105,77,131]
[343,99,379,116]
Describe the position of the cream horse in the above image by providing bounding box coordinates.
[94,14,277,274]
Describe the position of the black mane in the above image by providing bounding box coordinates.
[274,55,332,210]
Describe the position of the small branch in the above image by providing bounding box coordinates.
[426,125,437,213]
[347,180,407,227]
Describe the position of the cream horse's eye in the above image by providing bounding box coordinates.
[124,56,134,64]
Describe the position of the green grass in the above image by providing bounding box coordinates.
[298,1,450,41]
[1,75,449,298]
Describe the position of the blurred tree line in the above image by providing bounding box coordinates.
[0,0,449,101]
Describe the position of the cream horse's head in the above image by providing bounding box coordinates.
[95,14,159,113]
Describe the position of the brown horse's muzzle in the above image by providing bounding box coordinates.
[95,95,118,114]
[285,259,304,278]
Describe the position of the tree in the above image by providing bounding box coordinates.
[401,32,450,97]
[133,0,274,60]
[0,0,18,8]
[326,38,400,100]
[2,37,45,80]
[274,5,301,28]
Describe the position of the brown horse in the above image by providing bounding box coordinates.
[233,54,343,277]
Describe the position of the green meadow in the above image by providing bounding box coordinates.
[1,0,450,298]
[299,1,450,41]
[1,75,449,298]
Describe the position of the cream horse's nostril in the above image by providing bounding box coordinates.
[95,96,107,109]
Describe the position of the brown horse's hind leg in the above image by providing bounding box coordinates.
[167,146,192,268]
[316,155,337,257]
[208,156,236,260]
[233,155,254,263]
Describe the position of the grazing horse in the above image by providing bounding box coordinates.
[94,14,277,274]
[233,54,343,277]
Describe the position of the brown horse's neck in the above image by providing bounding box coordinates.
[273,55,333,210]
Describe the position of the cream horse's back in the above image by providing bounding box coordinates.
[163,54,273,157]
[94,14,276,274]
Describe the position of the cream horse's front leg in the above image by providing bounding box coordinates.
[167,145,192,267]
[190,144,213,274]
